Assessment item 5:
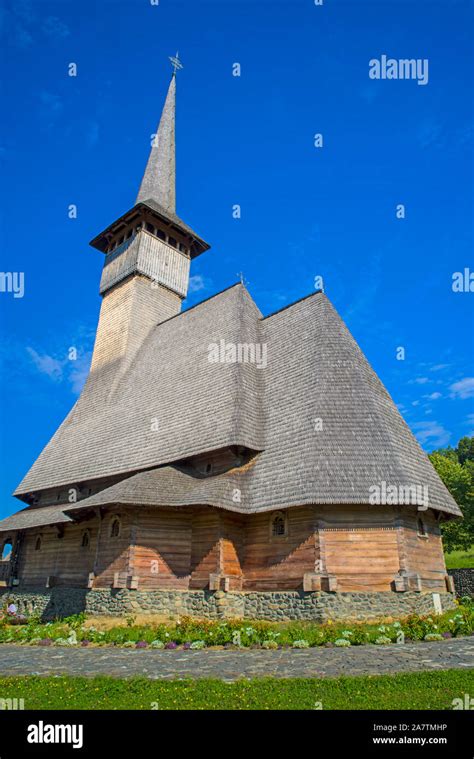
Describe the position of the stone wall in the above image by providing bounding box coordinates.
[0,588,457,622]
[447,568,474,598]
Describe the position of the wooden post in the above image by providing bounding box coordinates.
[91,508,103,587]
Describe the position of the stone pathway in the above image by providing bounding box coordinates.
[0,638,472,680]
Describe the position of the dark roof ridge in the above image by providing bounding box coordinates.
[148,280,262,333]
[153,280,243,330]
[261,289,323,321]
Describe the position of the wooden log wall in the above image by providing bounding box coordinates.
[401,510,447,591]
[11,503,450,593]
[16,519,99,587]
[319,506,399,592]
[242,507,316,590]
[189,508,221,589]
[129,508,192,589]
[93,510,131,587]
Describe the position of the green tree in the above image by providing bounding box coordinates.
[457,436,474,465]
[429,438,474,553]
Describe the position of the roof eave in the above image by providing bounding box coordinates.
[89,201,210,258]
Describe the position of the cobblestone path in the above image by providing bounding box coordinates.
[0,638,472,681]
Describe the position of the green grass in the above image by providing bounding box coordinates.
[445,548,474,569]
[1,670,472,710]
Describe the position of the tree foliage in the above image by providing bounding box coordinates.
[429,436,474,553]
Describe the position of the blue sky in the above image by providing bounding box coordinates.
[1,0,473,520]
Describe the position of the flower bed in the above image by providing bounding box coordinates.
[0,599,472,650]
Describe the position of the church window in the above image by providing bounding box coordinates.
[81,530,91,549]
[35,536,42,551]
[127,229,133,239]
[156,229,166,241]
[146,223,154,233]
[417,518,427,537]
[1,539,12,561]
[110,518,121,538]
[168,236,177,248]
[271,512,287,537]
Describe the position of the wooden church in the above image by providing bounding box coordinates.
[0,65,461,619]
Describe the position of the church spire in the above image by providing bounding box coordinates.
[136,70,177,211]
[90,52,209,263]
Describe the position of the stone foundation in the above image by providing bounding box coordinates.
[447,568,474,598]
[0,588,457,622]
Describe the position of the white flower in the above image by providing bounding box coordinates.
[375,636,392,645]
[292,640,310,649]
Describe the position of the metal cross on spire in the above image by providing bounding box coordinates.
[237,271,249,287]
[169,51,183,76]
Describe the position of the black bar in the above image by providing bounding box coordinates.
[0,710,471,757]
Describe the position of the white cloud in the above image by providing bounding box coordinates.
[69,352,92,394]
[26,345,91,394]
[411,421,451,448]
[26,347,63,381]
[38,90,63,114]
[42,16,70,39]
[413,377,430,385]
[424,392,442,400]
[430,364,449,372]
[450,377,474,400]
[188,275,207,294]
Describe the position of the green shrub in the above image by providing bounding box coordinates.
[262,640,278,649]
[189,640,206,650]
[0,604,471,650]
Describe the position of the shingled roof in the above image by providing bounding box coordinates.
[6,285,461,526]
[0,504,73,533]
[14,284,265,497]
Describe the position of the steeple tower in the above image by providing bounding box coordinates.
[88,60,210,373]
[136,74,176,211]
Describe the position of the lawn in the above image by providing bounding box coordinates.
[445,548,474,569]
[0,670,472,710]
